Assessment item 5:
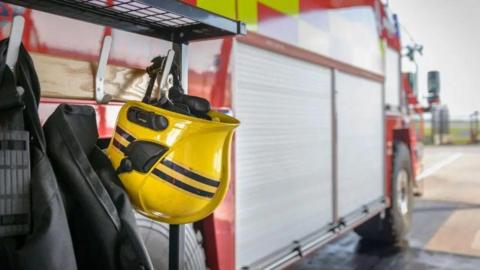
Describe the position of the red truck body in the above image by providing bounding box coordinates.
[0,1,424,269]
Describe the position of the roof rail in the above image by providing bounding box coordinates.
[3,0,246,43]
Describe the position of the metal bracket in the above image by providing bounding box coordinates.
[173,43,189,94]
[159,50,175,93]
[95,35,112,104]
[158,50,175,99]
[6,16,25,71]
[168,43,188,270]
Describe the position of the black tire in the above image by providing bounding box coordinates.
[135,213,207,270]
[354,142,414,244]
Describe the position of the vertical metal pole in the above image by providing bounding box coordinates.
[169,224,185,270]
[471,113,474,143]
[169,42,188,270]
[433,112,436,145]
[476,112,479,143]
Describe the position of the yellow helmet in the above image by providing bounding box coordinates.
[106,100,239,224]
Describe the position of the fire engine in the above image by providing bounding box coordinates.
[0,0,440,269]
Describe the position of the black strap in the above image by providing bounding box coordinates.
[0,40,22,113]
[15,44,45,152]
[0,39,41,106]
[142,72,157,103]
[0,39,45,152]
[0,63,23,112]
[142,55,165,103]
[0,40,31,241]
[142,57,183,103]
[0,63,24,132]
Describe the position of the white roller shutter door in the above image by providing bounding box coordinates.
[234,43,333,268]
[336,71,384,217]
[385,48,401,109]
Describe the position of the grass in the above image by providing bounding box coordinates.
[422,121,478,145]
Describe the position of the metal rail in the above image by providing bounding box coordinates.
[246,198,387,270]
[3,0,246,42]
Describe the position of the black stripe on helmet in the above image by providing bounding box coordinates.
[116,126,135,143]
[112,139,127,153]
[161,159,220,188]
[152,169,215,199]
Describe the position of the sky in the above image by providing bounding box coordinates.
[390,0,480,119]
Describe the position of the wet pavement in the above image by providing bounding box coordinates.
[292,145,480,270]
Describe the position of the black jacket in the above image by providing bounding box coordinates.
[43,103,153,270]
[0,39,152,270]
[0,39,77,270]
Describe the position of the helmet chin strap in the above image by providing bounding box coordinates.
[141,51,211,120]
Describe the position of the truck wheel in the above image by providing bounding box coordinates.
[355,142,414,244]
[135,213,207,270]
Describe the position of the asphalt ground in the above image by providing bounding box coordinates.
[292,145,480,270]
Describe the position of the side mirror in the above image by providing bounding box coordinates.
[428,71,440,103]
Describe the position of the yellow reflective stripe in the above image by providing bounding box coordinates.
[237,0,300,25]
[156,163,218,194]
[237,0,258,25]
[197,0,236,19]
[113,133,130,146]
[196,0,300,25]
[259,0,299,15]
